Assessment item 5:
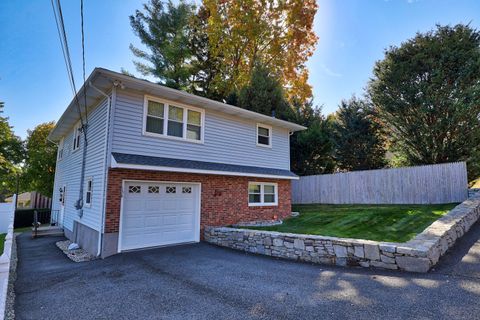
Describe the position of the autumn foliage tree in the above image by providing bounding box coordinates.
[203,0,318,102]
[129,0,318,102]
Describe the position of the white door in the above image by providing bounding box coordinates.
[59,185,66,227]
[120,181,200,251]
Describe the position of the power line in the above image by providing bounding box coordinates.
[50,0,85,131]
[80,0,88,126]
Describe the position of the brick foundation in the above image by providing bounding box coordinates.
[105,168,292,235]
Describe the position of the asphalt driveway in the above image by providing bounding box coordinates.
[14,222,480,320]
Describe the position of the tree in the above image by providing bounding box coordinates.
[290,100,335,175]
[236,65,293,120]
[0,103,24,201]
[23,122,57,197]
[369,24,480,179]
[129,0,197,91]
[332,96,386,171]
[203,0,318,102]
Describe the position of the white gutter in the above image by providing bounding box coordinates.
[89,81,113,257]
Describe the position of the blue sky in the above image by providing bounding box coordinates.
[1,0,479,139]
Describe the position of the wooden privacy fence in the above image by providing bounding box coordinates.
[292,162,468,204]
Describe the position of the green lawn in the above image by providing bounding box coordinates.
[242,203,458,242]
[0,233,5,255]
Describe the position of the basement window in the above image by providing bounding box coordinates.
[248,182,278,206]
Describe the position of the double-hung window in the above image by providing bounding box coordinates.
[73,123,81,151]
[257,124,272,147]
[58,138,64,160]
[85,178,93,207]
[144,96,204,142]
[248,182,278,206]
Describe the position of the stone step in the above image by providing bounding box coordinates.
[32,226,64,237]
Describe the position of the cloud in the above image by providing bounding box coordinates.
[320,64,342,77]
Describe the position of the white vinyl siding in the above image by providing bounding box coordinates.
[113,90,291,170]
[51,97,109,233]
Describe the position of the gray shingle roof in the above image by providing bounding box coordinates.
[112,153,298,178]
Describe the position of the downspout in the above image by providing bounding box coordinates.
[89,81,114,257]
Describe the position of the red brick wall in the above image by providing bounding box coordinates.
[105,168,292,234]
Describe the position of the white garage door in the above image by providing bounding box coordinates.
[120,181,200,251]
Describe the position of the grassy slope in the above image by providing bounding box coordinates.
[243,203,457,242]
[0,233,5,255]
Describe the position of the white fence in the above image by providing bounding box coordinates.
[0,195,15,320]
[292,162,468,204]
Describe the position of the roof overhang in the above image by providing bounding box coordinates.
[48,68,307,142]
[111,153,299,180]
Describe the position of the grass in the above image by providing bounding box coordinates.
[242,203,458,243]
[0,233,5,255]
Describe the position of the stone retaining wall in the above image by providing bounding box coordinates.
[205,195,480,272]
[469,188,480,198]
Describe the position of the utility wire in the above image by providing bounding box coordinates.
[51,0,85,130]
[80,0,88,129]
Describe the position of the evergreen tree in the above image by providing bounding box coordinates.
[237,65,293,120]
[369,24,480,179]
[0,103,24,201]
[332,96,386,171]
[23,122,57,197]
[290,100,335,175]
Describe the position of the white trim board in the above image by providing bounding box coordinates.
[110,155,299,180]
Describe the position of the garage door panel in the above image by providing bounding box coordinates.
[121,182,200,251]
[124,199,144,211]
[145,200,163,210]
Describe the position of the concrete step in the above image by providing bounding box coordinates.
[32,226,64,237]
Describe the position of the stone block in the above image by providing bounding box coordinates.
[354,246,364,258]
[364,244,380,261]
[294,239,305,250]
[273,238,283,247]
[336,257,347,266]
[333,245,347,257]
[380,255,396,264]
[284,241,293,249]
[379,244,396,253]
[263,237,272,246]
[396,256,431,273]
[371,261,398,270]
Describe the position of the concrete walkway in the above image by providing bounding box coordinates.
[14,222,480,320]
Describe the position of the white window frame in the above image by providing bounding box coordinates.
[256,123,272,148]
[58,138,64,160]
[142,95,205,144]
[85,177,93,207]
[248,182,278,206]
[72,122,82,151]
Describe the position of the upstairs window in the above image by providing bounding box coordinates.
[146,100,164,134]
[73,123,81,151]
[58,138,64,160]
[144,96,204,143]
[85,178,93,207]
[257,124,272,147]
